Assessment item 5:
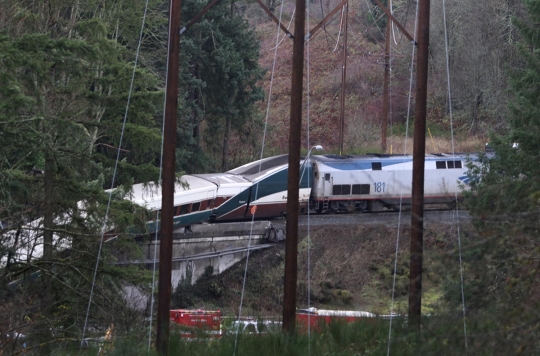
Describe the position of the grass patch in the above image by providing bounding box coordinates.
[88,317,505,355]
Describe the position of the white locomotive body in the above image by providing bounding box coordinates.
[310,153,474,212]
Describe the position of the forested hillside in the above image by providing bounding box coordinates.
[245,0,524,155]
[1,0,539,354]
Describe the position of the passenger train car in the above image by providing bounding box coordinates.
[129,154,312,232]
[128,153,475,232]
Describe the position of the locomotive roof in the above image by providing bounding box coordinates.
[310,153,471,162]
[310,153,476,171]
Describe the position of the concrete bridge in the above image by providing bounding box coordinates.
[124,221,281,287]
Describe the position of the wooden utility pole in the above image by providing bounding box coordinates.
[282,0,306,332]
[381,7,391,153]
[156,0,181,353]
[339,2,348,156]
[409,0,430,331]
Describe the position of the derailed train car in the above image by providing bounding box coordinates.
[129,154,312,232]
[128,152,475,232]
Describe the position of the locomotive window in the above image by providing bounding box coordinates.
[455,160,462,168]
[191,202,200,212]
[436,161,446,169]
[372,162,382,170]
[352,184,370,194]
[324,173,330,181]
[447,160,455,168]
[332,185,351,195]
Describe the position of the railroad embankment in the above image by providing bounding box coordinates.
[172,220,474,317]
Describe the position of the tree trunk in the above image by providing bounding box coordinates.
[43,151,54,260]
[4,226,21,274]
[42,149,55,324]
[470,92,482,134]
[222,117,231,171]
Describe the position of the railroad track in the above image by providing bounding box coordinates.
[270,209,471,228]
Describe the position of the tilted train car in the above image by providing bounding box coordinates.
[128,154,312,232]
[309,153,475,213]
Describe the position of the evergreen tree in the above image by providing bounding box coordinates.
[454,1,540,352]
[177,0,264,173]
[0,0,163,350]
[1,0,264,350]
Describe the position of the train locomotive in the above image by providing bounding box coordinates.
[309,153,474,213]
[128,152,476,232]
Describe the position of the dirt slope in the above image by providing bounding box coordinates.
[173,221,472,317]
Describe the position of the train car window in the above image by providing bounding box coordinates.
[342,185,351,195]
[332,185,342,195]
[325,173,330,181]
[447,160,455,168]
[372,162,382,170]
[179,204,189,215]
[436,161,446,169]
[352,184,370,194]
[455,160,462,168]
[191,202,200,212]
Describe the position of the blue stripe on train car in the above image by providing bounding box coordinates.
[322,158,412,171]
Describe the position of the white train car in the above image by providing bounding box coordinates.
[128,173,252,232]
[309,153,475,212]
[127,154,311,231]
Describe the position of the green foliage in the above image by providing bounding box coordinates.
[177,0,264,172]
[0,0,263,353]
[87,317,528,355]
[367,0,389,30]
[0,1,163,352]
[458,0,540,352]
[171,265,197,309]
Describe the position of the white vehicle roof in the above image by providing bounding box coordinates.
[193,173,252,186]
[299,307,375,318]
[227,154,292,181]
[128,176,217,210]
